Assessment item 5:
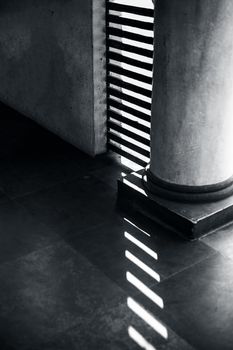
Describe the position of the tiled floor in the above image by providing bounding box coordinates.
[1,103,233,349]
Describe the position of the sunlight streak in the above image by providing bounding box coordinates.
[127,297,168,339]
[123,178,147,195]
[120,156,143,171]
[125,250,160,282]
[126,271,164,308]
[132,172,143,179]
[128,326,157,350]
[124,217,150,236]
[125,231,158,260]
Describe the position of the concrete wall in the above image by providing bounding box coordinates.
[0,0,106,156]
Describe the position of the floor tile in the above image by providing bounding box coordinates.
[66,219,129,290]
[0,190,8,205]
[17,176,119,238]
[31,297,193,350]
[156,253,233,350]
[0,198,59,264]
[202,222,233,260]
[0,338,16,350]
[0,156,89,199]
[0,241,125,350]
[0,144,116,201]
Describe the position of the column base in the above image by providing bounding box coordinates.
[117,170,233,240]
[145,168,233,203]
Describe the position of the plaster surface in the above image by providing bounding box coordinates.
[0,0,106,156]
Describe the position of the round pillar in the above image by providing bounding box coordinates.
[145,0,233,202]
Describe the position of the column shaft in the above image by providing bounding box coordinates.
[150,0,233,190]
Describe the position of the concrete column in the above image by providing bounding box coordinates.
[147,0,233,201]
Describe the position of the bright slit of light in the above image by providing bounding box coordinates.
[132,172,143,179]
[110,97,151,118]
[124,217,150,236]
[110,10,154,23]
[111,120,150,140]
[109,117,150,139]
[120,145,150,162]
[120,156,142,171]
[109,70,152,91]
[110,140,150,162]
[110,128,150,151]
[109,35,153,52]
[121,39,153,53]
[121,63,152,80]
[109,22,153,37]
[123,179,147,195]
[110,0,154,9]
[127,271,164,308]
[127,297,168,339]
[109,47,153,66]
[124,231,157,260]
[110,107,151,128]
[122,25,153,36]
[120,88,152,104]
[128,326,156,350]
[110,59,153,78]
[109,85,152,105]
[122,36,153,49]
[125,250,160,282]
[109,84,151,103]
[121,99,151,115]
[123,13,153,23]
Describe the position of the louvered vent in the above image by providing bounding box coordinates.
[106,0,154,169]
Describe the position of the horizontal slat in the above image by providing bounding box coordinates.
[107,39,153,58]
[108,2,154,18]
[108,63,152,84]
[108,143,148,168]
[108,27,153,45]
[108,120,150,147]
[108,75,152,98]
[108,87,151,110]
[108,98,150,122]
[108,51,153,71]
[107,14,154,31]
[108,132,150,158]
[106,1,153,167]
[108,110,150,134]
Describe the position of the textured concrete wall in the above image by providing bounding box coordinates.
[0,0,106,156]
[151,0,233,186]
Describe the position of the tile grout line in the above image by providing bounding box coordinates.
[160,249,219,283]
